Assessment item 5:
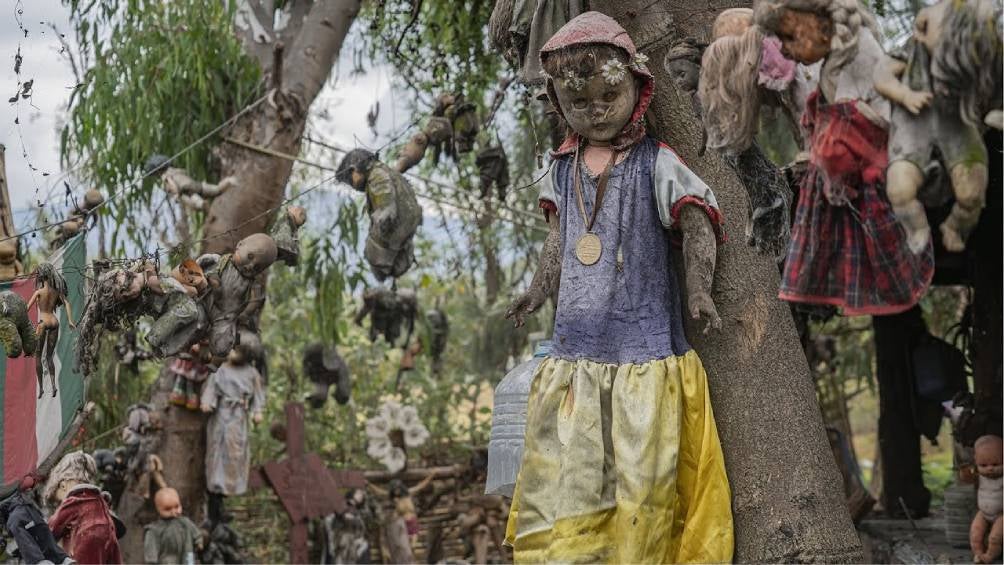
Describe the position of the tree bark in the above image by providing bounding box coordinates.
[597,2,864,562]
[118,2,361,561]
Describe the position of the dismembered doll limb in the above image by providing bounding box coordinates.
[35,325,59,398]
[942,162,988,252]
[886,160,931,254]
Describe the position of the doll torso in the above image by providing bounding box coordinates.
[549,137,690,364]
[978,475,1003,520]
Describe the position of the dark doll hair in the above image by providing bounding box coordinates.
[336,149,378,187]
[35,262,68,297]
[931,0,1002,126]
[541,43,631,81]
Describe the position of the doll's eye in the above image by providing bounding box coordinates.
[603,91,618,102]
[572,98,588,109]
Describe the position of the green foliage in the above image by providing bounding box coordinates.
[61,0,261,254]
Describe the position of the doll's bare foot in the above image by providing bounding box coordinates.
[940,223,966,253]
[505,290,546,328]
[688,292,722,334]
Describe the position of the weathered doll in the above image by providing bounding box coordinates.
[0,476,72,565]
[45,451,123,564]
[755,0,934,315]
[336,149,423,281]
[168,343,212,410]
[144,487,203,565]
[302,342,351,408]
[269,205,307,266]
[0,290,36,357]
[502,12,733,562]
[971,435,1003,564]
[874,0,1002,253]
[373,475,434,564]
[200,345,264,524]
[0,239,23,281]
[144,154,235,214]
[169,259,208,298]
[28,262,76,398]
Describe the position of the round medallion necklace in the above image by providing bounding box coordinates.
[572,144,618,266]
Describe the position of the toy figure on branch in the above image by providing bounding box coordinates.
[269,205,307,266]
[50,188,104,250]
[0,477,72,565]
[971,435,1003,563]
[28,262,75,398]
[115,328,153,373]
[355,287,418,345]
[144,487,203,565]
[874,0,1002,253]
[0,239,23,281]
[93,448,129,508]
[337,150,423,281]
[168,343,212,410]
[0,290,36,357]
[476,145,511,201]
[45,451,123,564]
[444,95,480,155]
[302,342,351,408]
[201,345,265,524]
[371,475,434,564]
[395,114,453,173]
[122,403,166,498]
[755,0,935,315]
[320,488,375,564]
[488,0,586,85]
[424,307,449,374]
[502,12,734,562]
[144,154,236,213]
[199,520,245,564]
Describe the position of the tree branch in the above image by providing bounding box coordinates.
[286,0,363,106]
[278,0,312,47]
[235,0,275,69]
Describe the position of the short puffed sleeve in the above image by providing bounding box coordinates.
[537,163,560,222]
[653,143,726,244]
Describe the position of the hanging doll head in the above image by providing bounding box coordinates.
[539,11,654,154]
[755,0,877,67]
[34,262,68,297]
[337,149,379,191]
[155,487,184,518]
[926,0,1003,127]
[232,233,277,279]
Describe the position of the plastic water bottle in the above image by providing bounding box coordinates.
[485,339,551,498]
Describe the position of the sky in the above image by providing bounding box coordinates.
[0,0,413,241]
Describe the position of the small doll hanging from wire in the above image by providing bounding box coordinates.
[27,262,75,398]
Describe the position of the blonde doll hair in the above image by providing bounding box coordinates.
[699,25,766,155]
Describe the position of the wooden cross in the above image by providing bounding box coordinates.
[250,402,366,563]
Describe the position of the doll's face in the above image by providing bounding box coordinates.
[227,347,246,365]
[774,9,833,64]
[155,488,183,518]
[975,437,1003,478]
[287,206,307,227]
[552,72,638,144]
[233,234,277,278]
[666,59,701,95]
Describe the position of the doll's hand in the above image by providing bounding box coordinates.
[200,404,213,413]
[688,292,722,334]
[505,289,546,328]
[901,90,932,114]
[252,413,263,425]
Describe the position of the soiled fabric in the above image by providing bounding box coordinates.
[1,491,70,564]
[363,163,423,281]
[201,363,265,496]
[49,484,122,564]
[508,135,733,562]
[144,516,202,564]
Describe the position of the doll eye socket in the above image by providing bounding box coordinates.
[572,98,588,109]
[603,91,618,102]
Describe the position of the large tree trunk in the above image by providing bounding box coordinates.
[117,2,361,561]
[598,3,863,562]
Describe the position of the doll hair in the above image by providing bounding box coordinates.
[699,25,766,155]
[754,0,879,71]
[44,451,98,503]
[34,262,68,298]
[931,0,1003,127]
[540,43,631,84]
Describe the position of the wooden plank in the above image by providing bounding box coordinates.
[0,144,14,238]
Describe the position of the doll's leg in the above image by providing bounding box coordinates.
[886,160,930,254]
[46,326,59,396]
[980,516,1003,563]
[35,328,46,398]
[941,162,988,252]
[972,513,990,561]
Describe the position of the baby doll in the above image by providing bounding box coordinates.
[0,476,72,565]
[269,205,307,266]
[144,487,203,565]
[755,0,934,315]
[45,451,123,564]
[336,149,423,281]
[28,262,76,398]
[502,12,733,562]
[971,435,1003,564]
[874,0,1002,253]
[0,239,23,282]
[200,345,264,523]
[170,259,208,298]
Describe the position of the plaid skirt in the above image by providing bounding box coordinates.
[779,168,934,315]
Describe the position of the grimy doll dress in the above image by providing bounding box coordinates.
[505,13,734,563]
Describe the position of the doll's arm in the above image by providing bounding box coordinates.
[874,56,931,115]
[200,372,219,413]
[505,217,561,328]
[678,205,722,334]
[63,297,76,330]
[26,290,39,312]
[250,369,265,424]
